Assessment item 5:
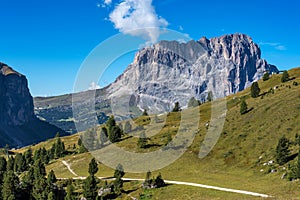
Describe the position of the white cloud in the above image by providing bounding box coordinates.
[259,42,287,51]
[259,42,279,46]
[98,0,112,8]
[104,0,112,5]
[179,25,183,31]
[88,82,101,90]
[109,0,168,44]
[275,45,287,51]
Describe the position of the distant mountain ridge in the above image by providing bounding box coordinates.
[35,33,279,131]
[0,62,66,147]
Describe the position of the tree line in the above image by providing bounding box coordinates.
[0,134,166,200]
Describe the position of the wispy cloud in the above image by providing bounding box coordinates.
[259,42,287,51]
[88,82,101,90]
[275,45,287,51]
[109,0,168,44]
[104,0,112,5]
[97,0,112,8]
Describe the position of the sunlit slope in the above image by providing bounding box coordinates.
[15,67,300,199]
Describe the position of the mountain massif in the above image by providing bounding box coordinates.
[108,33,278,112]
[0,62,66,147]
[34,33,278,132]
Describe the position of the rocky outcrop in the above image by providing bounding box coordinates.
[0,62,66,147]
[107,33,278,113]
[0,63,35,125]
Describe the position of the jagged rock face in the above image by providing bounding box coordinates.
[107,34,278,113]
[0,63,35,125]
[0,62,66,147]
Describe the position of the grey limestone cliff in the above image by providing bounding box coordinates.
[107,33,278,113]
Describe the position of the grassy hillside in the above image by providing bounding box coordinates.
[15,67,300,199]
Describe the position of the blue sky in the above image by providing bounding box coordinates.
[0,0,299,96]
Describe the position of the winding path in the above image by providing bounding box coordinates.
[61,160,79,177]
[61,160,272,198]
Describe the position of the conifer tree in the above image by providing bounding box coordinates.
[21,167,34,200]
[114,164,125,179]
[32,160,49,199]
[154,173,165,188]
[47,191,55,200]
[101,127,108,138]
[55,137,65,158]
[276,136,290,165]
[240,100,248,115]
[47,170,57,185]
[113,164,125,194]
[172,102,181,112]
[6,157,14,172]
[281,70,289,83]
[0,157,6,172]
[33,159,46,179]
[33,179,48,199]
[207,91,213,102]
[144,171,152,187]
[41,147,49,164]
[138,132,148,148]
[32,174,48,200]
[82,128,97,151]
[78,137,88,153]
[24,148,33,168]
[77,137,82,146]
[105,115,122,143]
[33,148,41,163]
[142,109,148,116]
[108,126,121,143]
[83,175,97,200]
[106,116,116,131]
[65,180,75,200]
[83,159,99,200]
[188,97,201,107]
[2,170,19,200]
[100,128,108,145]
[0,157,7,200]
[251,82,260,98]
[263,72,270,81]
[14,153,26,173]
[123,121,132,134]
[48,145,55,160]
[88,158,98,176]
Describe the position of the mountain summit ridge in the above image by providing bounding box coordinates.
[107,33,278,112]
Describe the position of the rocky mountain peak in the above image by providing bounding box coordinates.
[0,62,22,76]
[0,63,34,126]
[0,63,66,147]
[108,33,278,114]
